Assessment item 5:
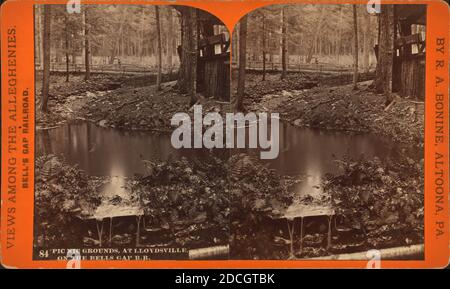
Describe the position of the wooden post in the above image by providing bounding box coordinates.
[299,217,304,254]
[109,217,113,245]
[327,215,333,250]
[286,219,295,258]
[136,215,142,247]
[96,219,104,247]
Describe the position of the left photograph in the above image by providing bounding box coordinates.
[34,4,231,260]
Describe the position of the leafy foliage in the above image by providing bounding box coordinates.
[326,155,424,248]
[35,155,102,248]
[132,154,230,247]
[229,153,294,217]
[229,153,299,259]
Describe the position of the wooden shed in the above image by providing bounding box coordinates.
[392,5,426,100]
[197,12,230,101]
[176,7,230,102]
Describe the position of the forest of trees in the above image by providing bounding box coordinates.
[35,5,180,72]
[37,4,425,113]
[35,5,204,112]
[231,4,429,110]
[233,4,378,70]
[233,4,377,110]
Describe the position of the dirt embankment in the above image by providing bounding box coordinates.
[234,71,375,106]
[81,82,189,132]
[243,72,423,149]
[80,81,233,131]
[36,73,231,131]
[36,74,125,128]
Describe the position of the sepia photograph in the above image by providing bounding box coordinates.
[230,4,425,260]
[0,0,448,273]
[34,4,231,260]
[33,2,427,261]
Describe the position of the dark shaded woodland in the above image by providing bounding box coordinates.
[232,4,426,105]
[36,4,231,115]
[34,4,426,261]
[230,4,425,260]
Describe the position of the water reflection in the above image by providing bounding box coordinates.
[36,122,212,177]
[37,122,395,197]
[245,122,395,197]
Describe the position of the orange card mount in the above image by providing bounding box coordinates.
[1,0,449,268]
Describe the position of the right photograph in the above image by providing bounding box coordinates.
[230,4,425,260]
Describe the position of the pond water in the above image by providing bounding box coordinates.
[36,121,397,198]
[36,122,213,177]
[257,122,396,198]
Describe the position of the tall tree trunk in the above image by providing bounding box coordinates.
[352,5,359,89]
[41,5,51,113]
[120,26,124,57]
[71,35,76,66]
[234,25,239,67]
[36,6,44,69]
[281,6,288,80]
[178,12,186,92]
[363,13,371,71]
[84,8,91,81]
[306,7,325,63]
[167,7,174,75]
[187,8,198,106]
[65,14,70,82]
[155,6,162,90]
[111,11,126,64]
[59,38,64,63]
[235,15,247,112]
[374,4,395,103]
[262,13,266,81]
[140,8,145,59]
[109,44,116,64]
